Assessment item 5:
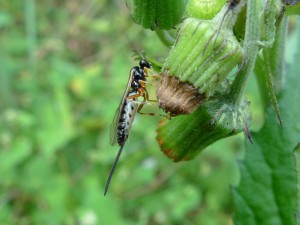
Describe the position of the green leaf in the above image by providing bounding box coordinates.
[33,93,73,155]
[232,18,300,225]
[0,136,32,185]
[285,1,300,15]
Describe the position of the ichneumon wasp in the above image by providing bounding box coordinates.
[105,59,168,196]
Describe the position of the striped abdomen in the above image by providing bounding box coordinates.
[117,99,138,145]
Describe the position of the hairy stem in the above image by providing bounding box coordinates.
[228,0,260,105]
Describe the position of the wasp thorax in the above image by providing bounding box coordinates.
[157,71,205,116]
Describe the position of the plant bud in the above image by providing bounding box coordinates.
[156,96,251,161]
[157,16,243,116]
[186,0,226,19]
[129,0,185,30]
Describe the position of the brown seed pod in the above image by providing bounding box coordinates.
[157,71,205,116]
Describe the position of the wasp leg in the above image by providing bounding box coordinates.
[137,99,171,119]
[128,99,158,107]
[139,80,158,86]
[126,93,142,100]
[149,74,160,79]
[126,92,158,106]
[144,73,160,79]
[138,86,158,103]
[144,68,161,79]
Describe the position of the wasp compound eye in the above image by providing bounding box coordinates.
[139,59,151,70]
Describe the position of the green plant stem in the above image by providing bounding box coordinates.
[254,3,287,114]
[255,2,287,125]
[228,0,260,105]
[254,55,269,111]
[269,16,288,92]
[155,30,175,47]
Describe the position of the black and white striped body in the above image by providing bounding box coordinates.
[116,93,138,145]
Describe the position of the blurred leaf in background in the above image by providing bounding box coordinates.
[0,1,296,225]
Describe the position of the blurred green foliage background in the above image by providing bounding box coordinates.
[0,1,268,224]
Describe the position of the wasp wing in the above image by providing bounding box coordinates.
[109,69,135,146]
[109,106,121,146]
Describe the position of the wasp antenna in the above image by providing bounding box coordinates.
[104,144,125,196]
[132,48,147,61]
